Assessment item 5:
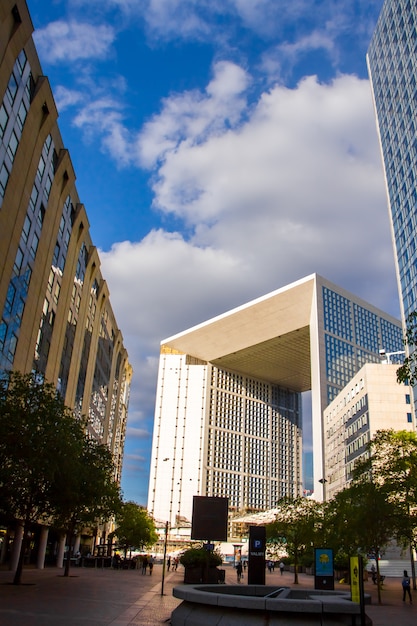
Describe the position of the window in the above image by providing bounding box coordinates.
[29,186,38,211]
[0,321,6,350]
[4,283,16,315]
[406,394,411,404]
[7,131,19,162]
[13,247,23,274]
[21,215,31,243]
[16,100,27,131]
[407,413,412,423]
[0,163,10,203]
[29,232,39,260]
[37,155,45,181]
[6,72,18,105]
[0,105,8,138]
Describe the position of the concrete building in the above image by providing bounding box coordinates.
[148,274,403,535]
[0,0,132,564]
[324,363,413,501]
[367,0,417,402]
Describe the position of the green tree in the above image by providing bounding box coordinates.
[397,311,417,385]
[50,434,122,577]
[326,478,396,604]
[354,429,417,590]
[0,371,86,584]
[266,497,323,583]
[113,502,158,558]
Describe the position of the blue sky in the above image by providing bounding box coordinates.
[25,0,396,505]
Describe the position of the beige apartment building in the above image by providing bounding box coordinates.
[0,0,132,565]
[323,363,414,501]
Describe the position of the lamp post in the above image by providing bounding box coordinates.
[161,521,169,596]
[378,348,405,364]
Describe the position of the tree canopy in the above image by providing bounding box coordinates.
[113,501,158,557]
[266,497,324,583]
[0,371,120,583]
[397,311,417,385]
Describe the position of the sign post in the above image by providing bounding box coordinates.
[314,548,334,590]
[248,526,266,585]
[350,555,366,626]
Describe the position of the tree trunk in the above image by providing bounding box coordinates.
[13,520,30,585]
[64,525,76,577]
[410,541,416,590]
[376,553,382,605]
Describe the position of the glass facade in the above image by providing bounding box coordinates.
[367,0,417,319]
[322,286,403,403]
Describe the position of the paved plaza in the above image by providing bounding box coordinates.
[0,563,415,625]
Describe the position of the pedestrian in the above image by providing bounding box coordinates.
[141,555,148,575]
[402,570,412,603]
[236,561,243,582]
[167,556,171,571]
[279,561,284,576]
[267,560,273,573]
[149,555,154,575]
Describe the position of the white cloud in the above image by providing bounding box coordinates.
[72,98,131,165]
[33,20,116,64]
[101,72,399,443]
[136,61,249,169]
[53,86,84,111]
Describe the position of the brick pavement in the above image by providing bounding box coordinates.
[0,563,415,625]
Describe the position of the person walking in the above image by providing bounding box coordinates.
[236,561,243,582]
[141,555,148,575]
[149,556,154,575]
[402,570,412,603]
[279,561,285,576]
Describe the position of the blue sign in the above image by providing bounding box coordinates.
[315,548,333,576]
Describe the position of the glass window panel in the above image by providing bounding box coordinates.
[37,155,45,181]
[6,73,18,105]
[22,215,31,243]
[7,131,19,162]
[17,100,27,131]
[0,163,9,197]
[30,232,39,259]
[0,105,8,138]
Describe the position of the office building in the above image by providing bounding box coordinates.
[324,362,413,500]
[0,1,132,562]
[148,274,403,533]
[367,2,417,344]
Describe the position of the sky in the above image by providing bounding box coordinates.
[24,0,397,506]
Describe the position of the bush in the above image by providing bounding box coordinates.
[179,547,222,568]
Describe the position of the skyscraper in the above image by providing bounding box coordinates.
[367,1,417,327]
[148,274,402,532]
[0,2,131,488]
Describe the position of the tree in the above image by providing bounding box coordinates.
[326,478,396,605]
[266,497,323,583]
[50,435,122,577]
[354,429,417,590]
[113,502,157,558]
[397,311,417,385]
[0,371,86,584]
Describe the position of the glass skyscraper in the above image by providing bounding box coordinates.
[367,0,417,322]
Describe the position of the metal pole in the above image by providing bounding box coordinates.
[161,521,169,596]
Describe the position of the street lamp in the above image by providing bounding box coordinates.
[378,348,405,364]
